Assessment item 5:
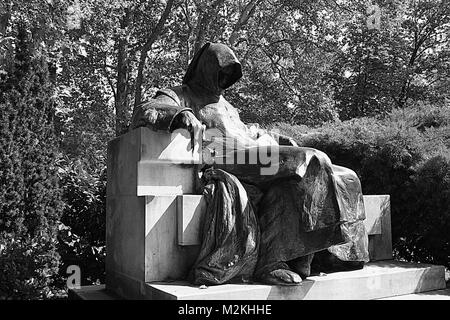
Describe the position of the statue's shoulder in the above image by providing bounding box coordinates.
[154,87,183,107]
[198,97,227,120]
[130,86,192,131]
[198,96,246,129]
[200,96,237,113]
[135,88,180,110]
[135,86,191,113]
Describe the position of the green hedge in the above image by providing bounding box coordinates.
[56,160,106,288]
[0,26,64,299]
[275,102,450,268]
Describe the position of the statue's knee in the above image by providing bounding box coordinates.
[333,165,360,185]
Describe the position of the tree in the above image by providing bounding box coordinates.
[0,22,64,299]
[329,0,450,120]
[1,0,448,297]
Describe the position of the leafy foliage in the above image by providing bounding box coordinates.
[0,23,64,299]
[276,101,450,268]
[56,160,106,287]
[329,0,450,120]
[0,0,449,298]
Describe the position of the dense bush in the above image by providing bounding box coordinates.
[396,155,450,265]
[0,25,64,299]
[56,160,106,287]
[0,24,108,299]
[276,101,450,268]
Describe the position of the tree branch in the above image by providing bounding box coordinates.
[134,0,175,107]
[229,0,263,46]
[103,54,116,101]
[192,0,227,54]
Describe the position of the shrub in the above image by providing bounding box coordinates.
[56,160,106,287]
[0,24,64,299]
[396,155,450,266]
[276,101,450,268]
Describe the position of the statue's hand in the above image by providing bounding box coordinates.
[171,110,202,132]
[170,111,203,150]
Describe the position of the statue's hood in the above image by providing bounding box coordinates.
[182,43,242,96]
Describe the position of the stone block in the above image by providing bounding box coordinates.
[144,195,200,282]
[107,127,199,197]
[106,195,146,299]
[174,194,393,261]
[106,128,396,300]
[71,261,447,300]
[177,195,206,246]
[106,194,201,299]
[146,261,446,300]
[106,128,202,299]
[363,196,383,235]
[365,195,392,261]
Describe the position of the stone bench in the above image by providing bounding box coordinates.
[105,127,402,299]
[177,193,392,261]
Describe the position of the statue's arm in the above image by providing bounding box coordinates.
[246,123,298,146]
[269,131,299,146]
[130,93,193,132]
[130,91,203,151]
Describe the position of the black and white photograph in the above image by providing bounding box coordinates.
[0,0,449,308]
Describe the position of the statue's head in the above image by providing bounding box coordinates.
[183,43,242,97]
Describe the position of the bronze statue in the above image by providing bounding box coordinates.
[130,43,369,286]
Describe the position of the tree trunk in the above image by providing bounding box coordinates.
[193,15,208,54]
[0,1,12,72]
[115,10,132,136]
[228,0,262,47]
[134,0,175,108]
[192,0,226,55]
[397,36,422,108]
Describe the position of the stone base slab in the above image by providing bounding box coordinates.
[71,261,446,300]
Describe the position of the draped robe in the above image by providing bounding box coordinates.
[130,43,369,285]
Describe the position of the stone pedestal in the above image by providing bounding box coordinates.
[72,261,448,300]
[106,127,202,299]
[102,128,444,300]
[146,261,445,300]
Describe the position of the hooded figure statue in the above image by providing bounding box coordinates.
[130,42,369,286]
